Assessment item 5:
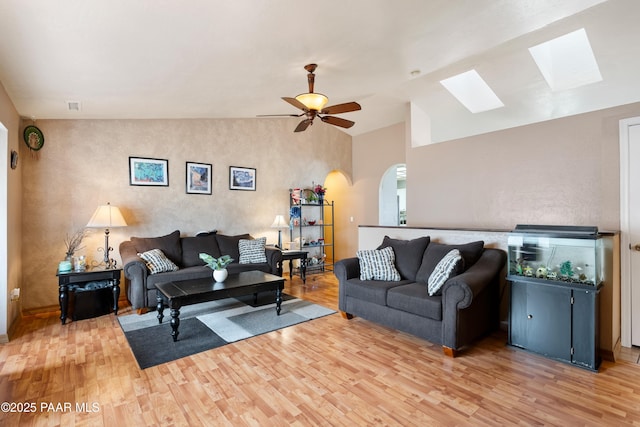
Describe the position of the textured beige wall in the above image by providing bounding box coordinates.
[351,103,640,237]
[0,80,21,338]
[406,103,640,230]
[21,118,351,310]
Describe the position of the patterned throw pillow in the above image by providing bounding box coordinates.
[239,237,267,264]
[427,249,463,296]
[138,248,179,274]
[356,246,401,281]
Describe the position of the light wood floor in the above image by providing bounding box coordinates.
[3,273,640,426]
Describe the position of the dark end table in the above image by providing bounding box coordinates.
[56,268,121,324]
[281,250,308,284]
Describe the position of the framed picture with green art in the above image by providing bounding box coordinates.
[129,157,169,186]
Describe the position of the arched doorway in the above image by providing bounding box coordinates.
[323,169,352,261]
[379,164,406,226]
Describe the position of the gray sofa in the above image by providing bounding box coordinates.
[119,230,283,310]
[334,236,506,356]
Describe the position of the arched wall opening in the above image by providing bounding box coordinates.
[322,169,352,262]
[378,164,406,226]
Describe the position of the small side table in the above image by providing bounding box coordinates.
[56,268,121,324]
[281,250,308,284]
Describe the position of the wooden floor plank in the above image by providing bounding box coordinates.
[2,272,640,426]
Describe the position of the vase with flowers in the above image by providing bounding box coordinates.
[64,229,87,261]
[314,184,326,204]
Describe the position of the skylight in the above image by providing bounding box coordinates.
[439,70,504,113]
[529,28,602,92]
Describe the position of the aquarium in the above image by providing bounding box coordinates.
[507,225,604,286]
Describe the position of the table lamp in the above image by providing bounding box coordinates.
[87,202,128,269]
[271,214,288,249]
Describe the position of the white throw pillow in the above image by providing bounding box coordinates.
[428,249,463,296]
[239,237,267,264]
[138,248,179,274]
[356,246,401,281]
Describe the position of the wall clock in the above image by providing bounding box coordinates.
[23,125,44,151]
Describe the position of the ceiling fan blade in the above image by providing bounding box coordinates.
[256,114,302,117]
[321,101,361,115]
[294,119,313,132]
[282,97,308,111]
[321,115,355,129]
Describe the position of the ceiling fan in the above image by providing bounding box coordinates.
[260,64,361,132]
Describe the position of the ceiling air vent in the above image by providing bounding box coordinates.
[66,101,81,111]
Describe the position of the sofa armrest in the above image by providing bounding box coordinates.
[334,257,360,282]
[442,248,506,309]
[119,240,149,309]
[334,257,361,312]
[265,246,283,276]
[441,248,507,349]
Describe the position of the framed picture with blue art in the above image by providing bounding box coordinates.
[129,157,169,186]
[229,166,256,191]
[186,161,212,195]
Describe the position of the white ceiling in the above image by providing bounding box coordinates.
[0,0,638,141]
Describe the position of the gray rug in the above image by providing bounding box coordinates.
[118,292,335,369]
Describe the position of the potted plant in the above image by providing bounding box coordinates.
[199,253,234,282]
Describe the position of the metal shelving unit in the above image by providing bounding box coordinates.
[288,189,334,276]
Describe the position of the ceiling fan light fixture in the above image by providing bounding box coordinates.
[295,93,328,111]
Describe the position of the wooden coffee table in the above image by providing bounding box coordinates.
[155,270,285,342]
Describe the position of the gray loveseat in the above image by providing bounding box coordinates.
[334,236,506,356]
[119,230,282,310]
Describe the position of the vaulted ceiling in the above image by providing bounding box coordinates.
[0,0,638,142]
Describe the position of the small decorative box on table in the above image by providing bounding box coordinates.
[56,268,122,324]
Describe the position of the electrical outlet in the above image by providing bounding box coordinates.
[10,288,20,301]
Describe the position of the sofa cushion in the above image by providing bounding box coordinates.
[357,246,401,281]
[343,278,411,306]
[216,233,251,261]
[416,240,484,284]
[239,237,267,264]
[227,263,272,274]
[428,249,463,296]
[146,266,211,289]
[138,249,179,274]
[387,283,442,320]
[131,230,182,265]
[181,234,221,267]
[377,235,430,281]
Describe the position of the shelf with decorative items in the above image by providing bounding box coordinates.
[288,186,334,278]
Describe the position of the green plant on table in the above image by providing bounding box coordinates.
[199,253,234,270]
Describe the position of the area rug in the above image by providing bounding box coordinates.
[118,291,335,369]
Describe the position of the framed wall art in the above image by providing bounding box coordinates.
[229,166,256,191]
[186,162,212,195]
[129,157,169,186]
